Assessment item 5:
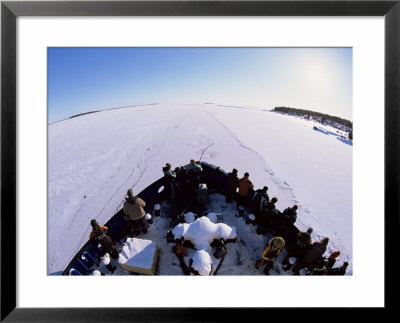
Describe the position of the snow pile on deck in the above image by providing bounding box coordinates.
[118,238,158,275]
[172,216,237,251]
[191,250,213,276]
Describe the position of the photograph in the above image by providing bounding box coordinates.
[48,47,352,277]
[2,0,397,319]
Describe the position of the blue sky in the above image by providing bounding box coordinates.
[48,47,352,123]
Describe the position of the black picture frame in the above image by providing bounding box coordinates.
[1,0,399,321]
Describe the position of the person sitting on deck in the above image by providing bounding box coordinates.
[185,159,203,191]
[163,162,176,201]
[226,168,239,203]
[123,189,148,237]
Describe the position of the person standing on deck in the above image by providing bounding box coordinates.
[89,219,119,272]
[237,172,254,210]
[282,227,313,271]
[292,237,329,273]
[186,159,203,191]
[249,186,269,221]
[123,189,148,236]
[226,168,239,203]
[255,236,285,275]
[163,162,176,202]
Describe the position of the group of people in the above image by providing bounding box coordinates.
[88,188,151,270]
[282,229,349,275]
[88,162,348,276]
[254,232,348,275]
[162,159,203,201]
[225,168,348,276]
[225,168,298,236]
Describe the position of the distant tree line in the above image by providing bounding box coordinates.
[69,110,100,119]
[273,107,352,130]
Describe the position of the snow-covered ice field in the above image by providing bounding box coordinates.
[48,103,352,275]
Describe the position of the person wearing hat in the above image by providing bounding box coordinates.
[163,162,176,201]
[275,204,298,236]
[283,204,298,224]
[89,219,109,240]
[89,219,119,263]
[249,186,270,222]
[282,227,313,271]
[257,197,279,234]
[255,236,285,275]
[226,168,239,203]
[185,159,203,192]
[123,188,148,236]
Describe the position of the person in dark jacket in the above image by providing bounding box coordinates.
[186,159,203,191]
[257,197,279,234]
[311,258,328,275]
[275,204,298,236]
[326,251,341,271]
[293,237,329,273]
[226,168,239,203]
[283,205,298,224]
[163,163,176,201]
[89,219,119,264]
[249,186,269,220]
[282,227,313,270]
[308,250,341,275]
[237,172,254,210]
[89,219,109,240]
[328,261,349,275]
[123,189,148,236]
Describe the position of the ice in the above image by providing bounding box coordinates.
[48,104,352,275]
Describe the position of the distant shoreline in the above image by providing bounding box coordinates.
[272,106,352,133]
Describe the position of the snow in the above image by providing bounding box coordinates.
[118,238,157,270]
[172,216,237,251]
[184,212,197,223]
[48,103,352,275]
[101,253,110,265]
[206,212,218,223]
[191,250,213,276]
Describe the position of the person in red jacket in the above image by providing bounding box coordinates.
[89,219,109,240]
[89,219,119,272]
[237,172,254,210]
